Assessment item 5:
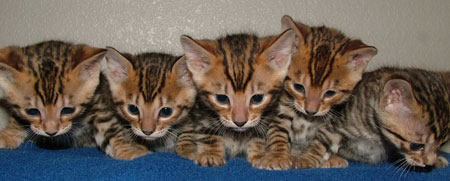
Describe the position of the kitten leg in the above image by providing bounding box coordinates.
[248,118,293,170]
[435,156,448,168]
[247,138,267,167]
[0,118,27,149]
[320,155,349,168]
[176,132,197,161]
[194,134,226,167]
[94,118,149,160]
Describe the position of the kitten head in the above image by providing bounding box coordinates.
[0,41,105,137]
[103,48,195,140]
[379,74,449,167]
[180,30,295,131]
[281,15,377,116]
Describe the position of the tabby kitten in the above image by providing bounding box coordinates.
[176,30,296,166]
[92,48,196,159]
[248,15,377,170]
[0,41,105,149]
[295,67,449,172]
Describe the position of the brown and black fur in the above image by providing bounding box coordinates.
[0,40,105,149]
[177,30,295,166]
[93,48,196,159]
[296,67,449,172]
[248,15,377,170]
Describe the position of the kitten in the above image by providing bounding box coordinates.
[248,15,377,170]
[92,48,196,159]
[0,41,105,149]
[295,67,449,172]
[176,30,295,166]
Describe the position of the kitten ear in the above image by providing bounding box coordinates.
[342,40,377,73]
[103,47,133,83]
[72,45,106,80]
[281,15,308,50]
[0,46,23,84]
[172,56,193,87]
[180,35,215,75]
[261,29,295,74]
[381,79,417,114]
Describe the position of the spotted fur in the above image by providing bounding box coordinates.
[176,30,295,166]
[92,48,196,160]
[295,67,449,172]
[0,41,105,149]
[248,15,377,170]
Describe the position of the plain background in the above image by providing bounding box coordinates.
[0,0,449,151]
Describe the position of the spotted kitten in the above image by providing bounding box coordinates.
[0,41,105,149]
[176,30,295,166]
[248,15,377,170]
[92,48,196,159]
[295,67,449,172]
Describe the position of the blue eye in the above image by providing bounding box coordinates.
[410,143,424,151]
[251,94,264,104]
[324,90,337,98]
[61,107,75,115]
[293,83,305,93]
[25,108,40,116]
[159,107,173,118]
[216,94,229,104]
[127,104,139,115]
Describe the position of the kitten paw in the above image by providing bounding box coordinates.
[435,156,448,168]
[0,132,25,149]
[293,156,321,169]
[251,154,293,170]
[195,153,226,167]
[320,155,348,168]
[110,144,150,160]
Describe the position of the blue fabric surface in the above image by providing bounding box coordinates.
[0,142,448,180]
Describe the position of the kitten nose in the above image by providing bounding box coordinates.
[233,120,247,127]
[46,132,57,137]
[305,110,317,116]
[142,130,154,135]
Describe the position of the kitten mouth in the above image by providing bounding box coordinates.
[232,127,249,132]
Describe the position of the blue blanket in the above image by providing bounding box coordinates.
[0,142,448,180]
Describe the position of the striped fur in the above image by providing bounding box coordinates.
[248,16,377,170]
[177,30,295,166]
[295,67,449,171]
[93,48,196,160]
[0,41,105,149]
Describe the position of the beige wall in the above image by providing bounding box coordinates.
[0,0,449,70]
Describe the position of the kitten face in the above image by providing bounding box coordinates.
[379,78,449,167]
[0,41,105,137]
[281,16,377,116]
[181,31,295,131]
[103,48,195,140]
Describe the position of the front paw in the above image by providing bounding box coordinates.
[109,144,150,160]
[195,152,226,167]
[320,155,348,168]
[293,156,322,169]
[251,154,293,170]
[435,156,448,168]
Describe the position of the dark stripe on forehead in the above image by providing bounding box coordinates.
[307,27,350,86]
[136,53,178,102]
[217,34,259,91]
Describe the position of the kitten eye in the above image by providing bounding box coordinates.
[61,107,75,115]
[25,108,40,116]
[127,104,140,115]
[251,94,264,104]
[410,143,425,151]
[324,90,337,98]
[215,94,230,104]
[159,107,173,118]
[293,83,305,93]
